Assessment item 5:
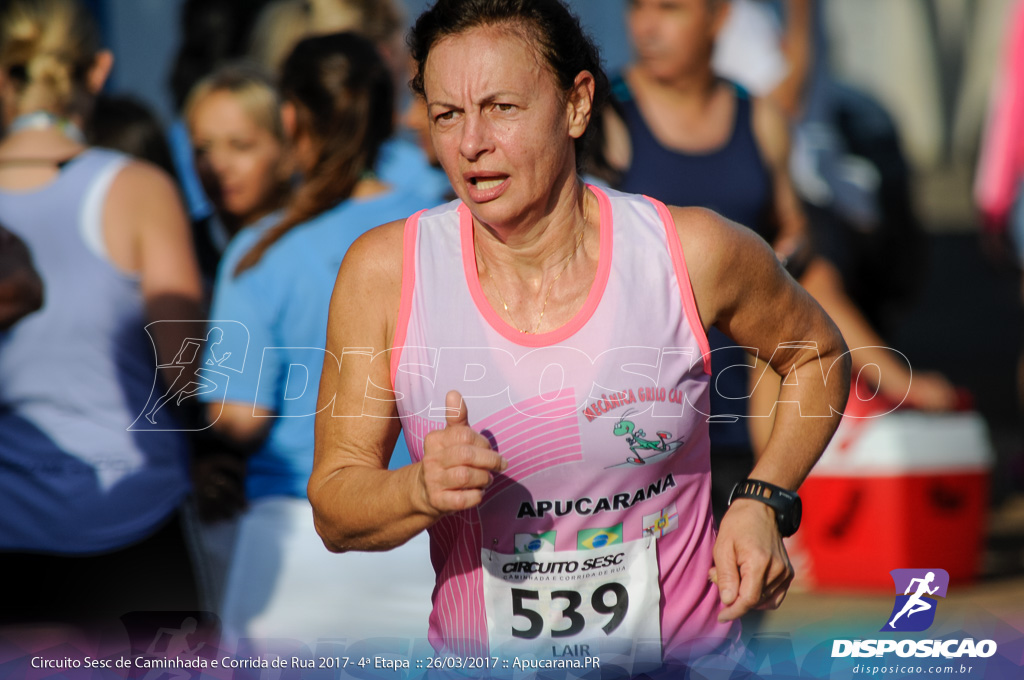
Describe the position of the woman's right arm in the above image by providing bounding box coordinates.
[309,219,505,553]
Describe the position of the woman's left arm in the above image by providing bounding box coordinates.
[107,161,206,380]
[673,206,850,621]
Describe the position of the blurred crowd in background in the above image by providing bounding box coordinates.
[0,0,1021,652]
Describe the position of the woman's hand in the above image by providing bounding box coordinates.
[417,390,508,517]
[710,499,794,622]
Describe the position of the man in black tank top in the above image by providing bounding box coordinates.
[592,0,958,528]
[592,0,813,531]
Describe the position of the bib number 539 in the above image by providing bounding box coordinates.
[510,583,629,639]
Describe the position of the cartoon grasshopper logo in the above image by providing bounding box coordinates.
[609,410,685,467]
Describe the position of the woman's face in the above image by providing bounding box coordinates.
[627,0,724,83]
[190,90,285,226]
[423,25,591,230]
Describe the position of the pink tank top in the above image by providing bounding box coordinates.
[391,185,738,668]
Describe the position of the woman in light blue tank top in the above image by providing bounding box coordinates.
[0,0,206,628]
[197,32,436,646]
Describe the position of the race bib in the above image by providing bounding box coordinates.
[482,537,662,670]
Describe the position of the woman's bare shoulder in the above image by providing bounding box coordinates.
[330,217,412,350]
[340,217,407,290]
[106,158,180,205]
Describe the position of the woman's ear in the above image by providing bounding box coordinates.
[567,70,596,141]
[86,50,114,95]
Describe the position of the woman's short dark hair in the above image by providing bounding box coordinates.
[408,0,609,171]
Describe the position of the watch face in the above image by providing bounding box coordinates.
[788,496,803,535]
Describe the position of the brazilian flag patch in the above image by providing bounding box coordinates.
[514,531,556,554]
[577,524,623,550]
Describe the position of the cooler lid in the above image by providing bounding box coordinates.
[810,411,995,477]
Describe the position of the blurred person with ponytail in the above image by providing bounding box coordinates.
[197,32,435,645]
[0,0,205,628]
[249,0,452,205]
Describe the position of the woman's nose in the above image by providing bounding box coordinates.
[459,112,493,161]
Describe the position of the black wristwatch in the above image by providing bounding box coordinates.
[728,479,802,537]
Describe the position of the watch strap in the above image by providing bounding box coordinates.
[728,478,801,537]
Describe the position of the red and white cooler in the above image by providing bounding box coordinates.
[795,388,995,590]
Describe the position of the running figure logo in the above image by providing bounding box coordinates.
[140,616,204,680]
[881,568,950,632]
[131,321,249,430]
[143,328,229,424]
